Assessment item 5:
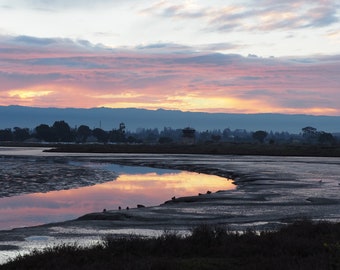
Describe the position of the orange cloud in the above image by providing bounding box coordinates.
[8,89,54,99]
[0,36,339,115]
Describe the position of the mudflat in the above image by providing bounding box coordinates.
[1,149,340,264]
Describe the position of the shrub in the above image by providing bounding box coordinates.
[2,220,340,270]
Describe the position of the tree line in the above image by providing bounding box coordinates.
[0,120,338,145]
[0,121,126,143]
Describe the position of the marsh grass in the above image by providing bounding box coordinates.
[45,142,340,157]
[2,220,340,270]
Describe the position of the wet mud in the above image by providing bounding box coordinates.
[1,150,340,264]
[0,156,117,198]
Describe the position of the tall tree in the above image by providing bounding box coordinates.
[52,120,72,142]
[76,125,92,143]
[35,124,53,142]
[93,128,109,143]
[302,126,319,143]
[252,130,268,143]
[302,126,318,137]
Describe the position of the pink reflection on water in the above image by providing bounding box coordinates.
[0,171,234,230]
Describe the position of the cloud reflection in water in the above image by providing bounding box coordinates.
[0,168,234,230]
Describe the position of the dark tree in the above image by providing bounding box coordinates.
[52,120,73,142]
[0,128,13,141]
[35,124,53,142]
[159,127,182,143]
[318,132,335,145]
[252,130,268,143]
[13,127,30,141]
[93,128,109,143]
[76,125,92,143]
[302,126,319,143]
[198,130,210,143]
[302,126,318,137]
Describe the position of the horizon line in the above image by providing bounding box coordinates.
[2,104,340,118]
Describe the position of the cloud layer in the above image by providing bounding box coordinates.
[0,36,339,115]
[1,1,339,57]
[142,0,339,31]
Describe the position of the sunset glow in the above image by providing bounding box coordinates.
[0,1,339,115]
[8,89,54,99]
[0,170,234,229]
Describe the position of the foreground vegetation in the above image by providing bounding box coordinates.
[2,220,340,270]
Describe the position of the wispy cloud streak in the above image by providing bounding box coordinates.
[141,0,339,32]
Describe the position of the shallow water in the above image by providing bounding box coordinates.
[0,149,234,230]
[1,147,340,265]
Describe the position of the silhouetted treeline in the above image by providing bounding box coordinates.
[0,120,338,146]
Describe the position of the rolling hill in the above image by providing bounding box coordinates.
[1,105,339,134]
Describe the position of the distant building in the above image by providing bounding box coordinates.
[182,127,196,144]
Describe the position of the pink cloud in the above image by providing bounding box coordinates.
[0,36,339,115]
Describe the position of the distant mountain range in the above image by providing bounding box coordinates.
[1,105,340,134]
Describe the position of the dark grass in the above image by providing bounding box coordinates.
[45,142,340,157]
[2,220,340,270]
[2,141,340,157]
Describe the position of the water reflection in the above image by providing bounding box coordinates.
[0,167,234,230]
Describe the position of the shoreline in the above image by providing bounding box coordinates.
[1,152,340,264]
[1,154,339,230]
[2,141,340,157]
[48,143,340,157]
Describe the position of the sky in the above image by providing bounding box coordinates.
[0,0,339,115]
